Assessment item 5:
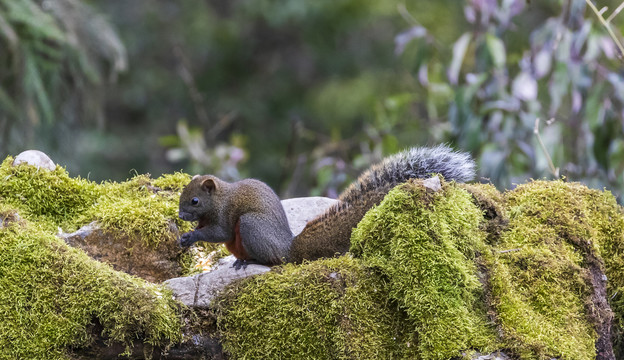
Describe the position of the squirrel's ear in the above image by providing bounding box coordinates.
[201,178,217,193]
[192,174,201,180]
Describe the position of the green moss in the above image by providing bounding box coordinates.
[0,157,199,249]
[350,179,499,359]
[216,256,419,359]
[486,180,610,359]
[563,182,624,357]
[152,172,191,192]
[89,175,191,248]
[0,157,101,232]
[0,217,182,359]
[459,182,509,245]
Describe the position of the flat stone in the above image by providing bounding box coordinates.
[281,197,338,236]
[422,175,442,191]
[12,150,56,171]
[165,197,338,307]
[165,255,271,308]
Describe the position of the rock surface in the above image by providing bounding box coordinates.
[12,150,56,171]
[60,221,184,283]
[165,256,271,308]
[281,196,338,235]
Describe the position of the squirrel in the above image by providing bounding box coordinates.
[178,145,475,268]
[178,175,293,270]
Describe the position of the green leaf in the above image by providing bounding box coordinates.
[24,49,54,124]
[486,34,506,68]
[6,0,66,43]
[448,32,472,85]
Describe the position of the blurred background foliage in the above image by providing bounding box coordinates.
[1,0,623,202]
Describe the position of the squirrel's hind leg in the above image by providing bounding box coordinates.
[238,213,291,266]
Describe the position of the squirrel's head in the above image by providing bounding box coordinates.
[178,175,223,226]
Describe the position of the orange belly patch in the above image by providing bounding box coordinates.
[224,219,250,260]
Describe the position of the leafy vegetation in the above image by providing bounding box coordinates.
[397,0,624,201]
[0,0,126,156]
[1,0,623,202]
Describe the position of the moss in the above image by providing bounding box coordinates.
[0,157,221,261]
[0,157,101,232]
[0,217,182,359]
[0,158,193,246]
[151,172,191,192]
[350,179,499,359]
[88,175,191,248]
[567,183,624,357]
[216,256,419,359]
[486,180,614,360]
[459,182,509,245]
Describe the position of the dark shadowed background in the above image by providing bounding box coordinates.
[1,0,623,202]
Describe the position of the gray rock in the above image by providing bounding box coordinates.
[165,255,271,308]
[422,175,442,191]
[12,150,56,171]
[471,352,512,360]
[59,221,184,283]
[281,196,338,235]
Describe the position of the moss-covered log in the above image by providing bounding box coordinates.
[2,155,624,359]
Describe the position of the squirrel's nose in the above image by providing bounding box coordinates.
[179,211,193,221]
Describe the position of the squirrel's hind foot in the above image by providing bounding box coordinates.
[232,258,259,270]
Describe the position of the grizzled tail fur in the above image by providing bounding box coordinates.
[287,145,476,263]
[339,144,476,204]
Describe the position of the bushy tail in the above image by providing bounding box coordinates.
[339,144,475,204]
[288,145,476,263]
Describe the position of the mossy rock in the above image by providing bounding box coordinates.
[216,256,419,359]
[351,179,500,359]
[215,178,624,360]
[490,180,623,359]
[0,207,183,359]
[0,157,221,279]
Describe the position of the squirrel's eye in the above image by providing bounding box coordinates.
[191,197,199,206]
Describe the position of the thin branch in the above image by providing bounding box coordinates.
[498,249,521,254]
[206,111,236,143]
[606,1,624,23]
[172,42,211,126]
[397,3,419,26]
[534,118,560,178]
[585,0,624,59]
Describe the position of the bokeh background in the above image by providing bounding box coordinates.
[1,0,623,201]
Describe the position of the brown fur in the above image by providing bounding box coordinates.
[224,219,250,260]
[288,183,393,263]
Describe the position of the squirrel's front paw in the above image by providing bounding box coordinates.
[179,231,196,247]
